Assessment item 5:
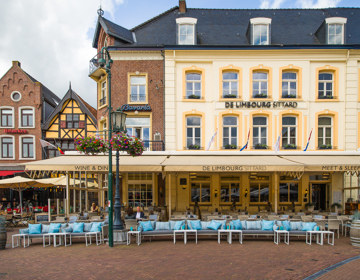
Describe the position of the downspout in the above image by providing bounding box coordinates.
[161,50,165,150]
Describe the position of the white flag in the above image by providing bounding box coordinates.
[274,134,281,152]
[39,139,57,149]
[206,130,218,151]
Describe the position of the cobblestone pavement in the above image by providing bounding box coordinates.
[314,257,360,280]
[1,229,360,280]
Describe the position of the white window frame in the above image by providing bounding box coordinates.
[19,135,36,160]
[0,106,15,128]
[253,116,268,147]
[176,17,197,45]
[18,106,35,129]
[282,72,298,98]
[223,116,238,148]
[318,72,334,99]
[186,116,201,149]
[100,80,107,107]
[250,18,271,46]
[222,72,239,98]
[186,73,202,98]
[318,117,333,147]
[130,75,146,102]
[253,72,268,98]
[11,91,22,102]
[325,17,347,45]
[0,135,15,160]
[282,116,297,147]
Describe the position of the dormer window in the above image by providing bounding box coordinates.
[176,17,197,45]
[250,18,272,45]
[325,17,347,45]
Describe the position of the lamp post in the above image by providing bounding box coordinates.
[112,108,127,230]
[97,47,115,246]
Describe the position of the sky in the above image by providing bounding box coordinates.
[1,0,359,108]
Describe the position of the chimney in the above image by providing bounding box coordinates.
[12,61,21,68]
[179,0,186,13]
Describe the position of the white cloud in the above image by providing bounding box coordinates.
[260,0,287,9]
[0,0,124,108]
[296,0,342,8]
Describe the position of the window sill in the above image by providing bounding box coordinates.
[219,98,243,102]
[249,98,273,102]
[19,157,36,161]
[315,98,339,102]
[279,98,303,102]
[128,101,148,105]
[0,126,15,129]
[182,98,206,102]
[98,104,108,110]
[18,126,35,129]
[0,158,15,160]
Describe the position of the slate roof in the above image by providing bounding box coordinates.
[94,6,360,48]
[22,70,61,107]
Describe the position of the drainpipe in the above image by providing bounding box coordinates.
[161,50,165,150]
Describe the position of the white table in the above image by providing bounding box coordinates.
[184,230,197,244]
[173,230,186,244]
[43,232,72,247]
[274,229,289,245]
[12,233,29,248]
[218,230,243,244]
[306,230,334,246]
[85,232,101,246]
[127,231,141,245]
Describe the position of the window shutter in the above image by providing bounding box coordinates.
[79,121,85,128]
[60,121,66,128]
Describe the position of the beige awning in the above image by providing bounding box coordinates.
[34,176,98,187]
[162,155,304,172]
[21,155,167,172]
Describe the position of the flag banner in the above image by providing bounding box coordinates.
[274,134,281,152]
[240,130,250,151]
[206,130,218,151]
[39,139,57,149]
[303,129,313,152]
[57,146,65,155]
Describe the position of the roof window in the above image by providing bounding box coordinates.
[176,17,197,45]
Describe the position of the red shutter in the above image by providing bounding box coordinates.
[60,121,66,128]
[79,121,85,128]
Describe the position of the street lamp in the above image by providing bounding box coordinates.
[112,108,127,231]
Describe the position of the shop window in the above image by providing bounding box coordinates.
[279,182,299,203]
[318,73,334,99]
[252,72,268,98]
[1,137,14,159]
[185,73,202,99]
[318,117,332,149]
[220,176,240,203]
[130,76,146,102]
[127,173,153,207]
[21,137,34,158]
[186,116,201,149]
[126,117,150,149]
[250,183,270,203]
[222,72,238,98]
[20,108,34,127]
[66,114,80,128]
[222,116,238,149]
[100,80,107,107]
[282,72,297,98]
[282,116,297,149]
[0,108,13,127]
[191,179,211,203]
[253,116,267,149]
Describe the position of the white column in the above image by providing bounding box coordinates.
[73,171,76,213]
[79,171,82,212]
[85,171,88,211]
[66,172,70,215]
[168,173,172,219]
[274,172,278,214]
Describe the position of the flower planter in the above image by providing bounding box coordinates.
[350,220,360,247]
[283,146,297,150]
[254,146,267,150]
[223,95,237,99]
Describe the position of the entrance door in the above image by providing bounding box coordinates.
[311,184,327,210]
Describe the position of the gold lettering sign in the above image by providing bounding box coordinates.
[74,166,109,171]
[202,166,267,171]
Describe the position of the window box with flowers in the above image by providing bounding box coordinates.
[283,144,297,150]
[223,94,237,99]
[319,144,332,150]
[253,93,268,98]
[224,144,237,149]
[187,94,200,99]
[188,144,200,150]
[254,144,268,150]
[110,132,145,157]
[74,136,108,155]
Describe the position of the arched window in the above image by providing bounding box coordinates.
[222,72,238,98]
[282,116,297,149]
[186,73,202,99]
[318,73,334,99]
[253,72,268,98]
[253,116,267,149]
[223,116,238,149]
[318,117,332,149]
[282,72,297,98]
[186,116,201,149]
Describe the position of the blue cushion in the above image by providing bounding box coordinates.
[200,221,211,230]
[207,220,222,231]
[262,220,274,231]
[19,228,29,234]
[49,223,62,233]
[290,221,302,231]
[61,223,67,228]
[84,222,93,232]
[29,224,41,234]
[73,223,84,233]
[214,220,227,230]
[232,219,242,230]
[174,221,184,230]
[301,222,317,231]
[246,221,262,230]
[139,221,153,232]
[155,222,170,230]
[273,225,279,231]
[62,227,73,233]
[189,220,202,230]
[90,222,102,232]
[282,221,291,231]
[169,221,178,230]
[42,224,50,234]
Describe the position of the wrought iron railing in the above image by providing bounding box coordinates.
[99,96,107,106]
[143,141,165,151]
[89,49,111,75]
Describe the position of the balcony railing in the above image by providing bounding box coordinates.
[89,49,111,75]
[99,96,107,106]
[143,140,165,151]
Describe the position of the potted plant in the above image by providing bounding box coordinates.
[254,93,268,98]
[223,94,237,98]
[224,144,237,149]
[188,144,200,150]
[319,95,334,99]
[74,136,108,155]
[254,144,268,149]
[305,202,315,212]
[283,144,297,149]
[331,203,342,213]
[319,144,332,150]
[110,132,145,157]
[350,211,360,247]
[187,94,200,99]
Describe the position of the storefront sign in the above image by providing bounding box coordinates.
[120,104,151,111]
[225,101,298,109]
[321,165,360,171]
[4,129,28,134]
[202,166,267,171]
[74,165,109,171]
